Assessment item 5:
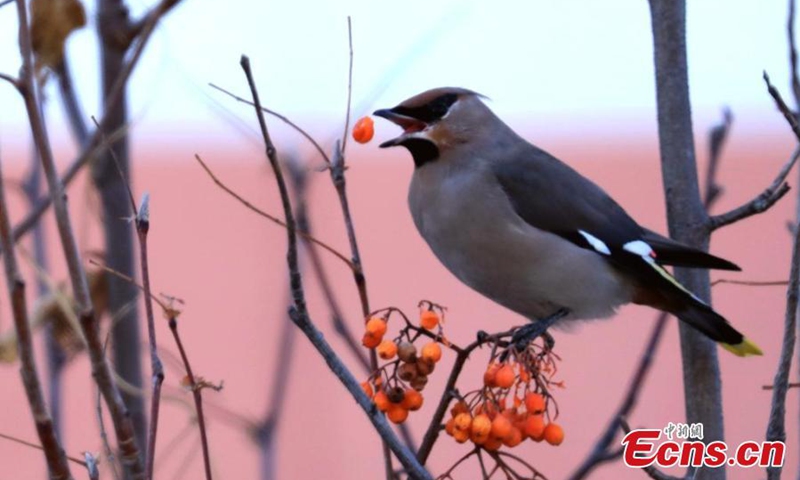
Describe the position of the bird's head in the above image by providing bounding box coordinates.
[374,87,492,167]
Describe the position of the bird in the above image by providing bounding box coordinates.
[373,87,761,357]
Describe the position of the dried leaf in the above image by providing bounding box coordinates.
[30,0,87,76]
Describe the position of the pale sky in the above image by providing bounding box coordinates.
[0,0,796,150]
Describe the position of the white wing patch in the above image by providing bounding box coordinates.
[578,230,611,255]
[623,240,707,305]
[623,240,654,258]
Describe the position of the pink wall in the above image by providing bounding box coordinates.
[0,130,797,479]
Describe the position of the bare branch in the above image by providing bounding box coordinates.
[0,432,85,468]
[12,0,145,473]
[789,0,800,108]
[704,108,733,210]
[0,146,73,479]
[765,71,800,142]
[238,54,430,480]
[126,0,185,44]
[709,146,799,231]
[340,17,354,154]
[167,312,214,480]
[711,279,789,287]
[0,72,19,89]
[135,192,165,480]
[765,226,800,479]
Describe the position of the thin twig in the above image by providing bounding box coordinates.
[7,126,128,251]
[568,313,669,480]
[208,83,330,164]
[54,60,89,146]
[763,382,800,390]
[12,0,145,473]
[765,226,800,480]
[711,279,789,287]
[0,432,86,467]
[0,148,73,480]
[256,158,301,480]
[21,133,63,438]
[194,154,352,268]
[167,313,213,480]
[0,72,19,89]
[327,26,390,472]
[126,0,185,45]
[704,108,732,210]
[708,145,800,231]
[417,328,517,464]
[790,0,800,107]
[136,193,165,480]
[239,54,430,480]
[765,71,800,142]
[340,16,354,154]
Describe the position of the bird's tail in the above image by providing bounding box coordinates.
[675,301,762,357]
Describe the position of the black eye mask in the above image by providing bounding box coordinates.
[391,93,458,124]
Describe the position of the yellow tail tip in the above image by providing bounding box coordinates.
[721,338,763,357]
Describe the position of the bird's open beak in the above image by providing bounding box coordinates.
[373,109,428,148]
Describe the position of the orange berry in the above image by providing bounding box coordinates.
[361,381,374,399]
[365,317,387,337]
[495,364,515,389]
[420,310,440,329]
[454,413,472,431]
[525,392,546,414]
[470,414,492,445]
[490,414,513,440]
[352,116,375,144]
[543,423,564,446]
[519,366,531,383]
[401,389,424,411]
[374,390,390,412]
[503,426,523,448]
[420,342,442,363]
[483,362,500,387]
[362,333,381,349]
[377,339,398,360]
[524,414,545,440]
[387,404,409,424]
[445,417,456,436]
[450,401,469,417]
[453,427,470,444]
[483,436,503,451]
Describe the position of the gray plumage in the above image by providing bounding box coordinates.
[374,87,760,356]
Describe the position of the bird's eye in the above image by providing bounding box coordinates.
[393,93,458,123]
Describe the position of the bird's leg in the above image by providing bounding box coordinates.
[510,308,569,353]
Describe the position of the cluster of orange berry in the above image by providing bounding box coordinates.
[360,303,447,424]
[444,352,564,451]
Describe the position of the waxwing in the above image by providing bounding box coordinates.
[374,87,761,357]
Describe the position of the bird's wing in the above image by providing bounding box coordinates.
[640,229,740,271]
[490,143,740,270]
